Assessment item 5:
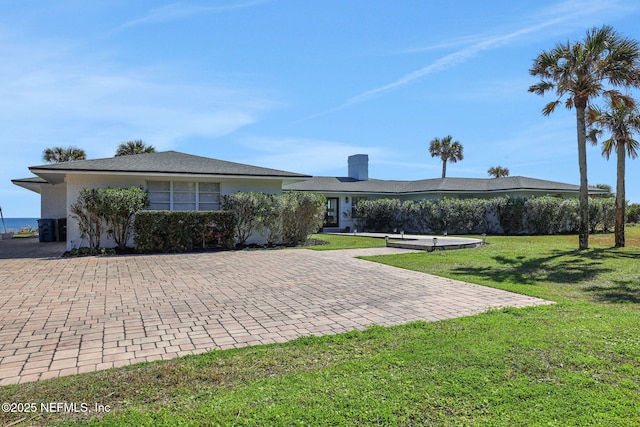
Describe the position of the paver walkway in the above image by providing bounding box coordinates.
[0,238,552,385]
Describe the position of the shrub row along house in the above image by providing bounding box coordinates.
[12,151,607,249]
[284,154,608,232]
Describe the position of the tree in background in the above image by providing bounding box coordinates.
[487,166,510,178]
[594,183,614,198]
[529,25,640,250]
[115,140,156,157]
[588,91,640,247]
[42,146,86,163]
[429,135,463,178]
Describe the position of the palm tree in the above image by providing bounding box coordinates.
[42,146,87,163]
[429,135,463,178]
[587,91,640,247]
[115,140,156,157]
[487,166,510,178]
[529,25,640,250]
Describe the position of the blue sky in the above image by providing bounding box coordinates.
[2,0,640,217]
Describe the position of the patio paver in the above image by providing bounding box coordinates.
[0,238,553,385]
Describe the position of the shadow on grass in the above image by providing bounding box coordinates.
[584,280,640,304]
[450,248,617,286]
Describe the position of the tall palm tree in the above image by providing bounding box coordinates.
[587,91,640,247]
[429,135,463,178]
[115,140,156,157]
[529,25,640,250]
[487,166,510,178]
[42,146,87,163]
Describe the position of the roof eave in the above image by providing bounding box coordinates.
[11,179,44,194]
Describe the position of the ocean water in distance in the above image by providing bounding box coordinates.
[0,218,39,232]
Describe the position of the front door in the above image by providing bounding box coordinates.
[325,197,339,227]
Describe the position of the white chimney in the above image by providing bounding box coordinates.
[348,154,368,181]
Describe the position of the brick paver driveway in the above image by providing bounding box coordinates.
[0,238,552,385]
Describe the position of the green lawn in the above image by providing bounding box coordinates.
[304,233,387,250]
[1,230,639,426]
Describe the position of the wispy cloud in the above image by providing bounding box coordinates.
[0,36,278,160]
[304,0,629,121]
[119,0,270,30]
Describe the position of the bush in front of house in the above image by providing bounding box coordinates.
[280,191,326,246]
[355,198,403,233]
[258,194,284,245]
[356,198,488,234]
[221,191,326,246]
[70,188,106,248]
[221,192,271,246]
[438,198,488,234]
[133,210,237,253]
[401,200,441,234]
[101,187,150,249]
[70,186,149,249]
[355,196,616,235]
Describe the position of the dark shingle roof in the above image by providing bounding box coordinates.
[284,176,605,194]
[11,177,47,184]
[29,151,309,178]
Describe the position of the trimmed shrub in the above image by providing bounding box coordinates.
[70,188,106,248]
[357,198,487,234]
[221,192,271,245]
[281,191,326,246]
[101,187,149,249]
[401,200,440,234]
[258,194,284,245]
[354,196,615,236]
[439,198,488,234]
[70,187,150,249]
[355,198,403,232]
[489,196,526,235]
[134,210,236,253]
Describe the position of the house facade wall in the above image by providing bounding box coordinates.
[40,183,67,219]
[63,173,284,250]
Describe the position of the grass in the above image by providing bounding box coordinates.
[1,229,639,426]
[303,233,387,250]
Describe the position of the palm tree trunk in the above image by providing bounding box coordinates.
[615,141,626,247]
[441,159,447,178]
[576,106,590,250]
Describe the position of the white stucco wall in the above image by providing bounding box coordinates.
[221,179,282,196]
[40,183,67,219]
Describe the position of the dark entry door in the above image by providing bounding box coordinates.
[325,197,339,227]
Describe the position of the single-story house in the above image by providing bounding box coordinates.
[12,151,309,250]
[283,154,609,231]
[13,151,607,247]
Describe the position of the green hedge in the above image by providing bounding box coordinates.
[355,196,616,235]
[222,191,326,246]
[133,210,237,253]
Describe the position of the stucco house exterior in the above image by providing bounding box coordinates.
[12,151,309,250]
[283,154,609,232]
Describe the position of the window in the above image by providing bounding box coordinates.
[147,181,170,210]
[351,196,366,218]
[147,181,220,211]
